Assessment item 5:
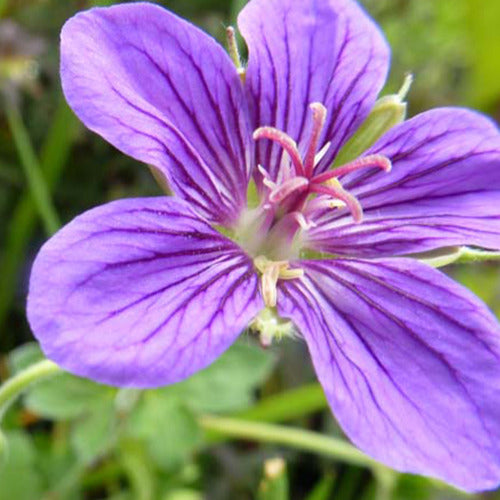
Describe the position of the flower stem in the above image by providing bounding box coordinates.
[0,359,61,420]
[4,100,60,235]
[0,359,62,461]
[198,414,385,471]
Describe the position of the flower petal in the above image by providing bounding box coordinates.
[308,108,500,257]
[238,0,389,180]
[61,3,252,225]
[278,258,500,491]
[27,197,263,387]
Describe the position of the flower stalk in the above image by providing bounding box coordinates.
[198,414,388,473]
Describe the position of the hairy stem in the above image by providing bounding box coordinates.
[198,414,387,472]
[0,359,61,420]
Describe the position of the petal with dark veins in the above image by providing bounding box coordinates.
[278,257,500,491]
[28,197,263,387]
[239,0,389,181]
[61,3,252,226]
[307,108,500,257]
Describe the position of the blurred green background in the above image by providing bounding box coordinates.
[0,0,499,499]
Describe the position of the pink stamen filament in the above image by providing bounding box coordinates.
[312,154,392,184]
[309,184,364,224]
[253,127,305,177]
[303,103,327,178]
[269,176,309,203]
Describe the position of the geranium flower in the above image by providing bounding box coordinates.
[27,0,500,491]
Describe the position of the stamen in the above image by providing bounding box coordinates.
[293,211,317,230]
[312,154,392,184]
[258,165,277,189]
[304,103,327,177]
[253,127,305,177]
[262,264,280,307]
[269,176,309,203]
[254,256,304,307]
[310,183,364,224]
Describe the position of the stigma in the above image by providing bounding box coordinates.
[253,103,392,225]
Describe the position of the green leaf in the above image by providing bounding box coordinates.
[0,431,43,500]
[8,342,44,374]
[128,396,202,469]
[71,402,117,463]
[166,341,274,413]
[25,373,114,420]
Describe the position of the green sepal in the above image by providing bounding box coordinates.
[334,75,413,166]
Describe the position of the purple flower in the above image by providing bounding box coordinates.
[27,0,500,491]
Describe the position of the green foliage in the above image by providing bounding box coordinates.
[1,0,500,498]
[0,431,43,500]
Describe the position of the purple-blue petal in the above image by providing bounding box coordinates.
[61,3,253,226]
[238,0,389,180]
[27,197,263,387]
[278,257,500,491]
[308,108,500,257]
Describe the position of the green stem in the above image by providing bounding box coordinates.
[4,100,60,235]
[0,97,77,333]
[0,359,62,460]
[198,414,384,471]
[0,359,62,420]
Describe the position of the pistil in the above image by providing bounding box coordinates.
[252,102,392,229]
[312,154,391,184]
[304,103,327,177]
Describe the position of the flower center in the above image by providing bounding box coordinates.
[237,102,392,311]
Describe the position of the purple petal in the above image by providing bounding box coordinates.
[61,3,252,226]
[27,197,263,387]
[238,0,389,180]
[278,258,500,491]
[308,108,500,257]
